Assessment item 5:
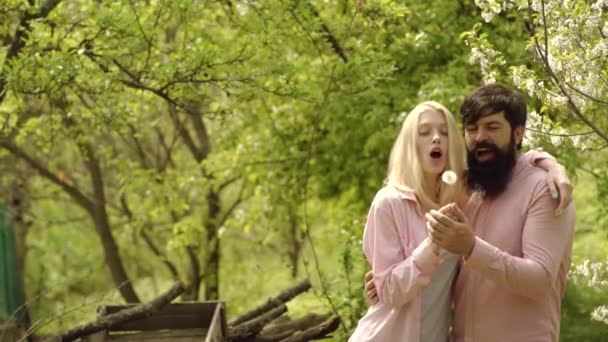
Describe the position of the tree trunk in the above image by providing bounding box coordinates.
[287,207,301,279]
[205,190,221,300]
[181,246,201,301]
[84,143,140,303]
[91,204,140,303]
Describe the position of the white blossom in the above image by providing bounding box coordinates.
[592,306,608,325]
[481,11,495,22]
[475,0,504,22]
[572,259,608,287]
[550,135,563,146]
[591,39,608,59]
[527,110,542,129]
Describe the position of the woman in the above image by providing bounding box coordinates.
[349,101,466,342]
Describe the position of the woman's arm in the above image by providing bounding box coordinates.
[363,196,441,308]
[522,150,573,215]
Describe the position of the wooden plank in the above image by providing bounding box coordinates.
[95,301,227,336]
[205,304,226,342]
[100,302,222,317]
[0,324,23,342]
[107,329,207,341]
[216,302,226,329]
[110,314,208,331]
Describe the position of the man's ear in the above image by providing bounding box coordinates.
[514,126,525,146]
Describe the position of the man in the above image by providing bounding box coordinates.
[366,83,575,341]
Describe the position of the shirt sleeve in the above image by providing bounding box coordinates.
[363,196,442,308]
[463,182,575,299]
[522,149,556,165]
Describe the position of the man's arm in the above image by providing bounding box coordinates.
[427,186,575,299]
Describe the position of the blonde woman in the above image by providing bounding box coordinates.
[349,101,466,342]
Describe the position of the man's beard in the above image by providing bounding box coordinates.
[466,136,517,197]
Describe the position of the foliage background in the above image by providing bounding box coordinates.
[0,0,606,340]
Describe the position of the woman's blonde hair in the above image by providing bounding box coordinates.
[386,101,467,212]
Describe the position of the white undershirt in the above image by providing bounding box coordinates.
[420,250,459,342]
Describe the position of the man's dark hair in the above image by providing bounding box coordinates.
[460,83,527,149]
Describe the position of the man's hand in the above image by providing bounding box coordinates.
[426,204,475,258]
[365,270,378,305]
[545,164,573,216]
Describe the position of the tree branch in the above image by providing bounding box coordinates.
[119,194,180,281]
[228,305,287,341]
[141,228,180,280]
[277,315,340,342]
[186,246,201,299]
[128,123,151,169]
[189,108,211,161]
[106,58,192,114]
[217,191,243,229]
[168,103,203,160]
[305,1,348,63]
[127,0,153,70]
[526,127,596,137]
[218,176,239,192]
[218,198,242,229]
[154,126,177,170]
[229,279,311,326]
[80,142,107,209]
[0,139,93,211]
[256,314,330,342]
[564,81,608,106]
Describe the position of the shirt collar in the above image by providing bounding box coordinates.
[390,184,418,202]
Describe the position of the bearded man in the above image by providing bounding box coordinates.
[425,83,576,342]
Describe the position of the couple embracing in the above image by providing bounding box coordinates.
[350,83,575,342]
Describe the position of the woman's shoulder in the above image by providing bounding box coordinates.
[372,185,417,208]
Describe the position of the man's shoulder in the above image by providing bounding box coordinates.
[513,158,577,215]
[494,159,551,208]
[514,157,548,188]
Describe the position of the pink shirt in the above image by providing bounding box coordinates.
[452,156,575,342]
[349,185,443,342]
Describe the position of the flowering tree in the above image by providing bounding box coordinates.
[465,0,608,327]
[465,0,607,149]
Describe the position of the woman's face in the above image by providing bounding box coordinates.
[416,109,448,176]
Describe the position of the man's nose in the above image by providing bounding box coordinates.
[474,127,489,142]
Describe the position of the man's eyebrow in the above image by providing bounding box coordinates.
[475,119,503,125]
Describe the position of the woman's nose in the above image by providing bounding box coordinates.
[432,135,440,144]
